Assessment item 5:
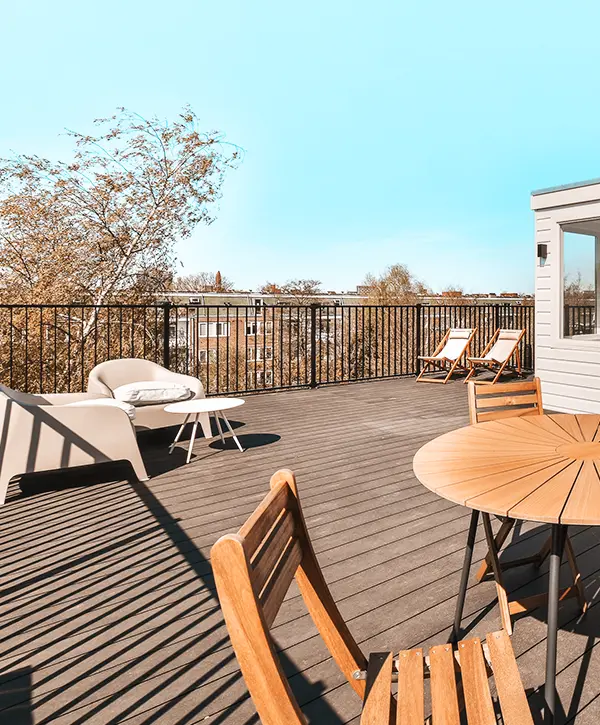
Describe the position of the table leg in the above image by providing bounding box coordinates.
[221,412,244,453]
[187,414,199,464]
[482,512,513,634]
[544,524,567,725]
[169,414,190,454]
[450,509,479,643]
[214,413,226,444]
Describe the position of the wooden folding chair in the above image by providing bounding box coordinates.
[416,327,476,384]
[465,328,526,384]
[466,379,587,635]
[212,469,534,724]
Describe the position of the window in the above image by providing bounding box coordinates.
[245,320,273,335]
[198,349,216,363]
[247,346,273,361]
[562,221,599,337]
[198,321,230,337]
[257,347,272,361]
[251,370,273,386]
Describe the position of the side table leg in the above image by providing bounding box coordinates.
[450,509,479,643]
[221,412,244,453]
[214,413,226,445]
[544,524,567,724]
[187,414,199,464]
[169,414,190,454]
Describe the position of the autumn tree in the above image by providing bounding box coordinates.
[172,271,234,293]
[439,285,471,305]
[259,279,322,304]
[362,264,428,304]
[0,107,239,393]
[564,272,594,305]
[0,106,239,316]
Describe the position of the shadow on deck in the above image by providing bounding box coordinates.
[1,378,600,723]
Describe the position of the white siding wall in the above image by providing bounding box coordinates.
[532,186,600,413]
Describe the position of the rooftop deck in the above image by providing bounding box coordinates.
[1,378,600,724]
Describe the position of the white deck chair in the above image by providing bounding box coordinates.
[416,327,476,384]
[465,328,526,384]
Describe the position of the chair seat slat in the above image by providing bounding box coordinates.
[486,631,533,725]
[458,638,496,725]
[429,643,460,725]
[360,652,394,725]
[396,649,424,725]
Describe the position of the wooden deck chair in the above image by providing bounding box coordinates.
[465,328,526,384]
[211,469,533,725]
[467,379,587,635]
[416,327,476,384]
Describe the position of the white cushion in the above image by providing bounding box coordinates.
[65,398,136,420]
[113,381,194,407]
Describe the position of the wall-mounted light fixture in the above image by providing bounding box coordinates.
[537,243,548,266]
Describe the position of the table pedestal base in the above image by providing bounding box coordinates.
[451,514,588,725]
[476,515,587,635]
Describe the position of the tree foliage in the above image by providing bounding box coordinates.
[259,279,322,304]
[171,271,235,293]
[564,272,594,305]
[0,107,239,308]
[362,264,428,304]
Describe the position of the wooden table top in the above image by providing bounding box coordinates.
[413,414,600,525]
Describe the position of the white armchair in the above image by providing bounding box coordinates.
[87,358,212,439]
[0,385,148,505]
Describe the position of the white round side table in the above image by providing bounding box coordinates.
[165,398,245,463]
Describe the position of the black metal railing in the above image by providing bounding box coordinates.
[564,305,596,336]
[0,302,539,395]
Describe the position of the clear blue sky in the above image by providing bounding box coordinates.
[3,1,600,294]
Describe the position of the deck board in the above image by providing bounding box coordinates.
[1,378,599,723]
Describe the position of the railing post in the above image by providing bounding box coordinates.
[162,302,172,369]
[415,303,422,374]
[309,303,318,388]
[494,303,501,331]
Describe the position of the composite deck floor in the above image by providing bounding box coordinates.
[2,378,600,723]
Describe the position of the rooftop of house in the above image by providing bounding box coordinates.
[161,289,532,305]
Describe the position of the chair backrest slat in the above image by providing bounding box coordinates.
[476,393,539,410]
[260,537,303,627]
[474,380,537,395]
[239,481,292,556]
[468,378,543,424]
[252,508,296,593]
[212,469,368,725]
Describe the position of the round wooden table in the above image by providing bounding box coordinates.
[413,413,600,724]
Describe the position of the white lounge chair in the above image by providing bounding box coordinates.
[465,328,526,384]
[0,385,148,505]
[88,359,211,439]
[416,327,476,384]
